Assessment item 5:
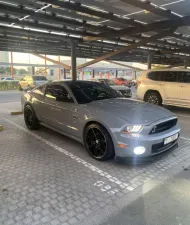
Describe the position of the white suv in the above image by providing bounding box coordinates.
[137,69,190,108]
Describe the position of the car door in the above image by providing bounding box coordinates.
[157,71,178,104]
[43,83,75,136]
[177,71,190,107]
[31,85,46,121]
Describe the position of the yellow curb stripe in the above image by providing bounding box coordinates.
[10,111,23,115]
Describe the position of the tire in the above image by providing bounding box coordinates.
[84,123,115,161]
[144,91,162,106]
[24,105,40,130]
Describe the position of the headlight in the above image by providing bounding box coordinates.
[122,125,143,134]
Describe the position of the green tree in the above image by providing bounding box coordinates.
[18,68,27,74]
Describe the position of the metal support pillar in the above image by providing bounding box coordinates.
[134,71,137,80]
[116,69,118,78]
[184,59,188,69]
[92,68,95,78]
[10,52,14,78]
[82,69,84,80]
[64,68,66,79]
[71,42,77,80]
[58,56,61,80]
[147,53,153,70]
[44,54,47,77]
[31,66,35,75]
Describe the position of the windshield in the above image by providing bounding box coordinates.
[69,82,120,104]
[33,76,47,81]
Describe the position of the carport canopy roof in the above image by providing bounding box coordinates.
[0,0,190,66]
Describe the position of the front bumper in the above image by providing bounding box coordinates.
[114,125,180,158]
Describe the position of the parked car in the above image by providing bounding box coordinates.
[21,81,180,161]
[1,77,15,81]
[19,75,48,90]
[130,79,137,87]
[89,78,132,98]
[112,78,131,87]
[137,69,190,108]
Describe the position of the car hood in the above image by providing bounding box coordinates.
[110,85,130,91]
[87,98,175,125]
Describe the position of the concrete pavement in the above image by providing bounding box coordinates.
[1,90,190,225]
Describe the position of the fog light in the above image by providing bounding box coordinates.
[134,146,145,155]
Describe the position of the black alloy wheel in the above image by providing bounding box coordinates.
[145,92,162,106]
[84,124,114,161]
[24,105,40,130]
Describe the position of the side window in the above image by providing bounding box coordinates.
[162,71,177,82]
[148,72,158,81]
[178,71,190,83]
[45,84,73,102]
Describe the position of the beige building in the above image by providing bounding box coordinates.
[0,51,9,63]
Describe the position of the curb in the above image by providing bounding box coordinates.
[11,111,23,115]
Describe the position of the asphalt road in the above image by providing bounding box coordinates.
[0,90,21,103]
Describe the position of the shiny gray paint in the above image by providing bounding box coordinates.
[21,82,180,157]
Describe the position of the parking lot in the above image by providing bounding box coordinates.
[0,90,190,225]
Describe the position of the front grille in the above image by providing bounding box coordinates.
[152,140,177,154]
[149,118,177,135]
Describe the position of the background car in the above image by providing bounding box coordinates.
[21,81,180,161]
[137,69,190,108]
[89,78,132,98]
[112,78,131,87]
[19,75,48,90]
[1,77,15,81]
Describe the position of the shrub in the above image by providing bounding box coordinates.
[0,81,20,91]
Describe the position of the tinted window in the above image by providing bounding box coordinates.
[45,84,72,102]
[162,71,177,82]
[33,76,47,81]
[69,82,120,104]
[178,71,190,83]
[148,72,158,81]
[148,71,177,82]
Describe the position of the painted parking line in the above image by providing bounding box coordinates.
[180,136,190,142]
[3,118,134,192]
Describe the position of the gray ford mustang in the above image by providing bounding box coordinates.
[21,81,180,161]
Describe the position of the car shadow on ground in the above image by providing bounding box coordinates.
[164,105,190,115]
